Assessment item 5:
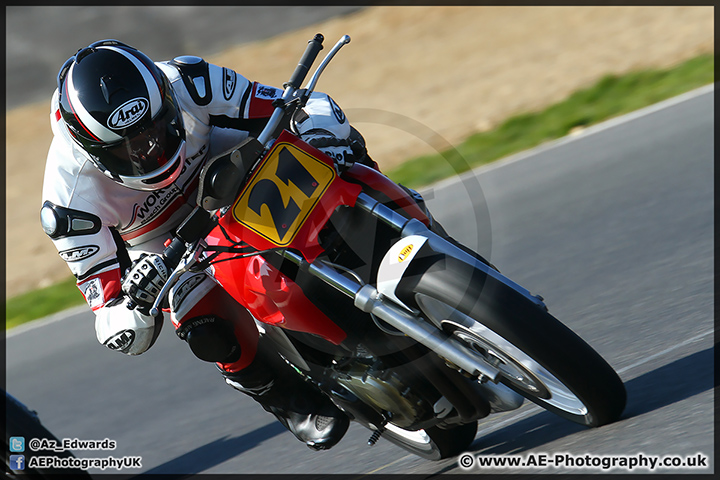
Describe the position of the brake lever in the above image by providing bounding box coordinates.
[149,239,207,316]
[257,34,351,148]
[303,35,350,93]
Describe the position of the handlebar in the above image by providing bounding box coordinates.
[162,237,186,270]
[257,33,350,146]
[125,236,188,314]
[149,238,204,317]
[286,33,324,89]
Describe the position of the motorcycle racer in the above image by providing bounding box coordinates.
[40,39,374,451]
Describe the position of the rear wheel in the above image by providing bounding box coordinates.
[381,421,478,460]
[398,254,626,427]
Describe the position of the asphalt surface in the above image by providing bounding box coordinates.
[6,86,714,476]
[6,6,361,109]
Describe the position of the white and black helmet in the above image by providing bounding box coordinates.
[57,40,186,190]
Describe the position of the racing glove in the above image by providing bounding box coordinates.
[121,253,169,315]
[95,301,162,355]
[304,134,367,173]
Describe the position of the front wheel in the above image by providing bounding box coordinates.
[381,421,478,460]
[397,254,626,427]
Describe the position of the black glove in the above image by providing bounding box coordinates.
[121,254,169,314]
[304,134,367,173]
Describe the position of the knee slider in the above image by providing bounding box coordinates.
[176,316,241,363]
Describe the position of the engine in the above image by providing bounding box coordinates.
[330,358,427,428]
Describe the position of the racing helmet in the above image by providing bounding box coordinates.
[57,40,186,191]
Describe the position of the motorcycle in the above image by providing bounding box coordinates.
[148,33,627,460]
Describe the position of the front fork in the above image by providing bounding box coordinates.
[279,192,546,383]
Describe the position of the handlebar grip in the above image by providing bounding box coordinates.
[162,237,185,270]
[286,33,324,89]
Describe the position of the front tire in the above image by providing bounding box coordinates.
[398,254,626,427]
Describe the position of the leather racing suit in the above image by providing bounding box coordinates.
[41,54,359,449]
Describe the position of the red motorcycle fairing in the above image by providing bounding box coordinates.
[341,165,431,228]
[205,130,426,344]
[214,252,349,345]
[224,131,362,262]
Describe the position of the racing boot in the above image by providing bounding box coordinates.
[220,344,349,451]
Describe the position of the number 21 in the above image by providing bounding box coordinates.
[247,147,320,241]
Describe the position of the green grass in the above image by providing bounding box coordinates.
[388,53,714,188]
[5,53,714,330]
[5,276,86,330]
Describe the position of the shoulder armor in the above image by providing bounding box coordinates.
[169,56,212,106]
[41,200,102,239]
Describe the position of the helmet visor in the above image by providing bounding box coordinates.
[87,93,184,178]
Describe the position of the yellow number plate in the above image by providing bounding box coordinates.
[232,142,336,246]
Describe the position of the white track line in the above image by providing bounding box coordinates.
[614,328,714,376]
[472,327,714,440]
[428,83,714,193]
[365,327,713,474]
[6,304,88,338]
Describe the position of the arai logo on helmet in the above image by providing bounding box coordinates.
[107,97,149,130]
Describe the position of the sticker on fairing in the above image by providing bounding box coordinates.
[376,235,428,311]
[231,142,335,246]
[397,244,414,263]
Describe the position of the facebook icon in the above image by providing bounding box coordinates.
[9,455,25,471]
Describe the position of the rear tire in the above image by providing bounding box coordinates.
[398,254,626,427]
[381,421,478,460]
